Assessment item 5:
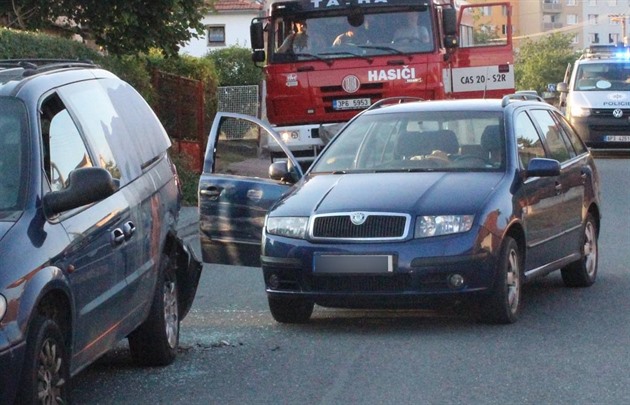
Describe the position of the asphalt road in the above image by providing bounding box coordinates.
[71,158,630,405]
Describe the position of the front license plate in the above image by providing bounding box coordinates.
[605,135,630,142]
[332,98,371,110]
[314,254,394,274]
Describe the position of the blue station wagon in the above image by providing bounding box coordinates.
[198,96,601,325]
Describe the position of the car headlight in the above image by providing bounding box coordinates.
[570,106,591,118]
[266,217,309,239]
[0,294,6,322]
[415,215,474,238]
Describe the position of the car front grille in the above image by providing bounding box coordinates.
[591,108,630,117]
[311,213,409,240]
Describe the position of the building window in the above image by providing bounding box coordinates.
[588,0,597,5]
[207,26,226,46]
[572,34,579,44]
[609,33,620,43]
[588,14,599,24]
[567,14,578,25]
[566,0,576,5]
[591,33,600,43]
[608,0,617,5]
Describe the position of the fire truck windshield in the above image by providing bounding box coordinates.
[270,9,434,63]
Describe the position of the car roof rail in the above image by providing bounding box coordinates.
[0,59,97,77]
[365,96,424,112]
[501,93,545,107]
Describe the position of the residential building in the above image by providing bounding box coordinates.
[179,0,262,57]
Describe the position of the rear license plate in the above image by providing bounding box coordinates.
[332,98,371,110]
[605,135,630,142]
[314,254,394,274]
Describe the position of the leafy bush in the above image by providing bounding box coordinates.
[205,46,263,86]
[0,27,99,60]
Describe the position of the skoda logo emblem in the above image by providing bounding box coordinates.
[613,108,624,118]
[350,212,367,226]
[342,75,361,93]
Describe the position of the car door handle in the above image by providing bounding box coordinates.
[200,186,222,198]
[123,221,136,239]
[555,182,562,195]
[111,228,125,246]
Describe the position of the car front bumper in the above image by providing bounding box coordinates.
[261,232,499,308]
[0,337,26,404]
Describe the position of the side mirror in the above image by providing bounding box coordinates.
[250,21,264,51]
[44,167,116,215]
[556,82,568,93]
[443,9,457,36]
[252,50,265,63]
[269,160,299,184]
[526,158,561,178]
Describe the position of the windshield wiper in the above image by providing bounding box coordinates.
[318,51,373,63]
[294,53,334,66]
[356,45,405,56]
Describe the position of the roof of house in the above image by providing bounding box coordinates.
[212,0,262,11]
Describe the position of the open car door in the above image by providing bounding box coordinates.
[198,112,303,267]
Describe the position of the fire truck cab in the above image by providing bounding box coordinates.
[251,0,515,163]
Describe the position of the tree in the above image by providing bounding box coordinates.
[515,33,580,93]
[0,0,207,57]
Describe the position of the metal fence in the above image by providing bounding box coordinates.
[217,85,260,139]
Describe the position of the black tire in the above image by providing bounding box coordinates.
[17,315,70,404]
[128,254,179,366]
[268,297,314,324]
[478,237,522,324]
[561,213,598,288]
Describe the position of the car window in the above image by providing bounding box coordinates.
[514,111,545,168]
[311,110,504,173]
[529,109,572,163]
[0,98,28,214]
[101,79,171,167]
[58,81,136,185]
[552,110,588,156]
[40,94,94,192]
[214,118,276,178]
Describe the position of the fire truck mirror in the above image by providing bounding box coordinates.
[442,9,457,36]
[250,21,265,50]
[348,11,364,28]
[252,50,265,63]
[444,35,458,49]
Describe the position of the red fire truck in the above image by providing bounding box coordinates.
[250,0,514,161]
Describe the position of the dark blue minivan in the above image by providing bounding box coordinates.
[0,60,201,403]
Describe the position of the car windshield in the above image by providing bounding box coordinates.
[310,109,505,174]
[574,62,630,91]
[0,97,28,219]
[270,8,434,62]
